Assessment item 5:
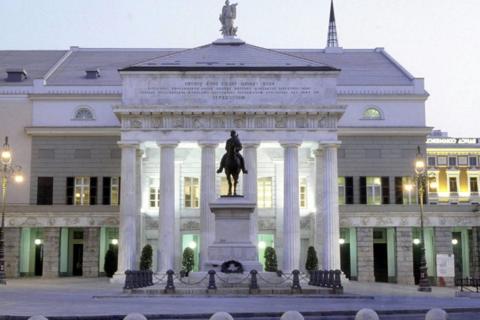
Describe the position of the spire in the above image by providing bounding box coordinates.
[327,0,339,48]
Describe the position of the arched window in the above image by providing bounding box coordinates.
[73,107,95,121]
[362,107,383,120]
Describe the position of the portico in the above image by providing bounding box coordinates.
[113,39,344,273]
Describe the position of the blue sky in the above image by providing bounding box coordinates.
[1,0,479,136]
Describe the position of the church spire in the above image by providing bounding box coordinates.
[326,0,339,48]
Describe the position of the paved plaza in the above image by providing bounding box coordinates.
[0,278,480,319]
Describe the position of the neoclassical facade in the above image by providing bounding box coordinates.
[1,4,479,286]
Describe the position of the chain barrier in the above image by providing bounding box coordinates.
[174,273,209,286]
[215,272,250,285]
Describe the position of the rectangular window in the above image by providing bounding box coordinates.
[149,178,160,208]
[345,177,354,204]
[366,177,382,205]
[258,177,273,208]
[437,156,447,166]
[184,177,200,208]
[74,177,90,205]
[428,176,438,193]
[110,177,120,206]
[338,177,346,205]
[448,157,457,167]
[427,156,436,167]
[470,177,479,193]
[458,156,468,166]
[37,177,53,205]
[469,156,478,167]
[449,177,458,193]
[299,178,307,209]
[402,177,416,205]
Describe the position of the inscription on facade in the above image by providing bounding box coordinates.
[138,80,320,102]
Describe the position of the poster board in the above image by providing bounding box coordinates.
[436,253,455,277]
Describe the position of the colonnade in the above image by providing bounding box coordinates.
[117,140,341,273]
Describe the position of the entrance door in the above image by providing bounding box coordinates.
[412,243,421,284]
[374,243,388,282]
[72,244,83,276]
[34,244,43,276]
[340,243,351,279]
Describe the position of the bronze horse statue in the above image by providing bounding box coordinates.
[217,131,248,196]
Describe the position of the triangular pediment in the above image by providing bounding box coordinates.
[121,41,338,72]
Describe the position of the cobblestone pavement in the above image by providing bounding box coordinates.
[0,278,479,317]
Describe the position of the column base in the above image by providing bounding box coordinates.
[110,272,126,284]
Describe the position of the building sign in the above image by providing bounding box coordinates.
[436,254,455,277]
[427,137,478,145]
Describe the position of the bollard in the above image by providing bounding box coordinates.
[249,269,260,294]
[164,269,175,294]
[334,269,342,288]
[327,270,335,288]
[207,270,217,292]
[209,312,234,320]
[147,270,153,286]
[318,270,325,287]
[291,270,302,293]
[425,308,448,320]
[28,316,49,320]
[354,308,379,320]
[280,311,304,320]
[124,270,132,290]
[124,313,148,320]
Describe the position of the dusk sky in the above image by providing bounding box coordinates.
[1,0,479,136]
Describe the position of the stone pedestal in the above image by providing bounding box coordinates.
[204,197,263,271]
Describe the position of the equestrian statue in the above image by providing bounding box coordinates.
[217,130,248,196]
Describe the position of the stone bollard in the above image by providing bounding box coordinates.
[207,270,217,293]
[291,270,302,293]
[209,312,234,320]
[164,269,175,294]
[318,270,325,287]
[355,309,379,320]
[249,269,260,294]
[280,311,304,320]
[28,316,49,320]
[425,308,448,320]
[123,313,148,320]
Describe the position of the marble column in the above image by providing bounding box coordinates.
[322,144,341,270]
[157,142,177,272]
[117,141,138,274]
[314,148,324,268]
[199,142,217,270]
[281,142,300,272]
[136,149,144,262]
[243,143,259,245]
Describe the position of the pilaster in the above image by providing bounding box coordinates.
[314,148,324,268]
[4,227,20,278]
[434,226,454,287]
[42,227,60,278]
[357,227,374,282]
[83,227,100,277]
[396,227,415,285]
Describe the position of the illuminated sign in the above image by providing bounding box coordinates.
[426,138,478,144]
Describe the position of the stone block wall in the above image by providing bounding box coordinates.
[396,227,415,285]
[5,228,20,278]
[42,227,60,277]
[357,227,374,282]
[83,227,100,277]
[434,227,454,287]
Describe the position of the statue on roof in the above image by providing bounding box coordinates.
[219,0,238,37]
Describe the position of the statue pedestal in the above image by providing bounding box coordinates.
[204,197,263,272]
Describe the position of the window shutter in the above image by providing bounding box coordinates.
[102,177,111,205]
[118,177,121,205]
[37,177,53,205]
[359,177,367,204]
[66,177,74,205]
[345,177,354,204]
[395,177,403,204]
[90,177,98,205]
[381,176,390,204]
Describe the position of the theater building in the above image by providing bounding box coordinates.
[0,3,478,285]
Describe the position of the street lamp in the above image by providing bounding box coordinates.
[0,137,23,285]
[414,146,432,292]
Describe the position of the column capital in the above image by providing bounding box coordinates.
[242,141,260,149]
[156,141,179,148]
[198,141,219,148]
[319,141,341,149]
[280,141,302,148]
[118,140,140,149]
[314,148,324,157]
[136,148,145,158]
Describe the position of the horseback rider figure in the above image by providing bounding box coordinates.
[217,130,248,196]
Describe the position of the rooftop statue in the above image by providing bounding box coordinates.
[219,0,238,37]
[217,130,248,196]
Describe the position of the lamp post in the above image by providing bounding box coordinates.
[0,137,23,285]
[414,145,432,292]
